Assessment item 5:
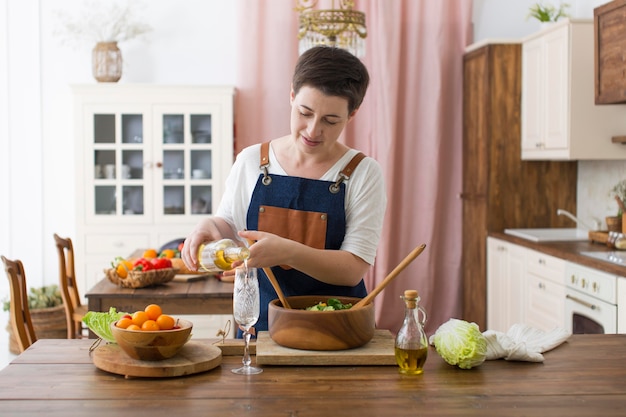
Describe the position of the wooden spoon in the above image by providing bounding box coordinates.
[352,243,427,309]
[263,267,292,309]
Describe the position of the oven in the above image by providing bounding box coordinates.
[564,261,617,334]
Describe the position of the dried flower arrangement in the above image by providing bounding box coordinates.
[54,0,152,46]
[611,179,626,216]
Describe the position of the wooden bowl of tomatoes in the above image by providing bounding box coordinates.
[111,318,192,361]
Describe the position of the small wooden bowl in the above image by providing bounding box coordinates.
[268,295,375,351]
[110,319,193,361]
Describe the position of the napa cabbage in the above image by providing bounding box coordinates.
[429,318,487,369]
[82,307,128,343]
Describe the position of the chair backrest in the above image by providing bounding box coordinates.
[53,234,82,324]
[1,256,37,352]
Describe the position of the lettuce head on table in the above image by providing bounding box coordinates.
[82,307,128,343]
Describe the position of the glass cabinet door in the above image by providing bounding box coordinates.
[153,104,220,222]
[87,105,152,224]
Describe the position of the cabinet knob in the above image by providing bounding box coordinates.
[538,282,545,290]
[155,162,163,168]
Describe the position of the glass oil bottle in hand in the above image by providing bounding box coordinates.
[395,289,428,375]
[197,239,250,273]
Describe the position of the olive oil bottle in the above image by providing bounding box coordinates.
[394,289,428,375]
[197,239,250,273]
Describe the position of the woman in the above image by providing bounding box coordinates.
[182,46,387,331]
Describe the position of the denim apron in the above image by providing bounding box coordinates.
[246,142,368,332]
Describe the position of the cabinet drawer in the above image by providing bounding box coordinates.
[525,249,565,285]
[85,234,151,255]
[594,0,626,104]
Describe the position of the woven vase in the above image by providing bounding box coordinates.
[6,304,67,354]
[606,216,622,233]
[92,41,122,83]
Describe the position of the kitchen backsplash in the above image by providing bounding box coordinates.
[578,160,626,230]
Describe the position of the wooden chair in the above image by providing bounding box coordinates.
[53,233,88,339]
[1,256,37,353]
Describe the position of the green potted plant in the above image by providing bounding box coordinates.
[3,285,67,354]
[527,1,571,23]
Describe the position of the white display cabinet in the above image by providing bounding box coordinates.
[73,84,234,295]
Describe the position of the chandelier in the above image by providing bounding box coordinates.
[295,0,367,58]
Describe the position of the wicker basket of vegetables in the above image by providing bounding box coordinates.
[106,256,178,288]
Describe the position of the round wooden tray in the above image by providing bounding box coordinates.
[92,341,222,378]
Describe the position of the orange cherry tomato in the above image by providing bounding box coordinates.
[142,249,158,259]
[144,304,162,320]
[156,314,175,330]
[131,311,149,327]
[116,317,133,329]
[141,320,160,331]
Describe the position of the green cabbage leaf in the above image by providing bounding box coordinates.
[82,307,128,343]
[429,318,487,369]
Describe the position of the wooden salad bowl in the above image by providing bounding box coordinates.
[267,295,375,351]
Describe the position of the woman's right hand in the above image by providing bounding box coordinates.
[181,218,225,271]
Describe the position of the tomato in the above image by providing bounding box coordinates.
[144,304,162,320]
[178,242,184,252]
[116,317,133,329]
[133,258,154,272]
[159,249,177,259]
[131,311,149,327]
[150,258,172,270]
[156,314,175,330]
[142,248,158,259]
[141,320,160,331]
[112,257,133,278]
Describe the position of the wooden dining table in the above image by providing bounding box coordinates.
[0,334,625,416]
[85,275,234,319]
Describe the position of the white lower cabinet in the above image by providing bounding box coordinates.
[486,238,525,332]
[524,249,566,332]
[487,238,566,332]
[618,277,626,334]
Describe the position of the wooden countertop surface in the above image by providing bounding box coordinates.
[0,335,625,416]
[490,231,626,276]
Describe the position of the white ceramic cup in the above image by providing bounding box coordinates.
[192,169,206,179]
[122,165,131,179]
[105,164,115,179]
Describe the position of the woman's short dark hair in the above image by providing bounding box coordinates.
[292,46,370,114]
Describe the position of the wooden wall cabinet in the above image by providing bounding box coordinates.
[462,42,577,330]
[594,0,626,104]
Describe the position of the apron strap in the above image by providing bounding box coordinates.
[260,141,271,185]
[259,141,367,193]
[329,152,366,194]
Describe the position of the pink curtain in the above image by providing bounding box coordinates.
[236,0,473,334]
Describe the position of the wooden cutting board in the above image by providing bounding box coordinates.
[92,341,222,378]
[172,273,211,282]
[256,329,397,366]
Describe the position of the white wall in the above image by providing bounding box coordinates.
[1,0,624,303]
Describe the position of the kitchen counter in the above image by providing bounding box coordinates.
[490,231,626,277]
[0,335,625,416]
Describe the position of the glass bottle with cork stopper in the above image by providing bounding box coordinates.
[394,289,428,375]
[197,239,250,273]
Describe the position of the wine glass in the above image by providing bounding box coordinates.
[232,266,263,375]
